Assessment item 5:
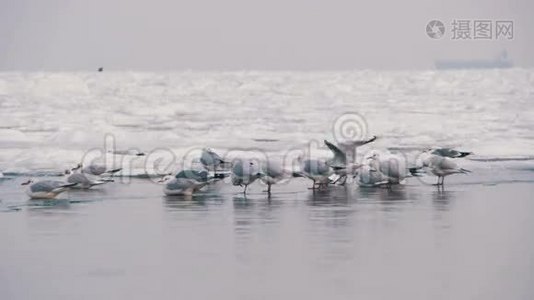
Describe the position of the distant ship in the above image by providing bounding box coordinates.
[435,50,513,70]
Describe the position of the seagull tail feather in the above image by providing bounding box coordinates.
[458,152,472,158]
[60,182,79,188]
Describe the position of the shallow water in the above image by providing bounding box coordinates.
[1,173,534,299]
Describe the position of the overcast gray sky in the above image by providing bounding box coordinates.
[0,0,532,70]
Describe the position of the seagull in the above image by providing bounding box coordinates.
[366,152,408,185]
[297,159,333,189]
[72,163,122,177]
[231,160,263,194]
[421,155,471,186]
[21,179,77,199]
[324,140,363,185]
[357,164,389,187]
[200,148,227,172]
[65,169,113,189]
[163,170,217,196]
[430,147,471,158]
[107,149,145,156]
[260,160,291,194]
[410,148,471,179]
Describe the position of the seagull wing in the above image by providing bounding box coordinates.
[324,140,346,166]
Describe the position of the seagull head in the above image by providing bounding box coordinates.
[367,153,380,160]
[157,175,172,183]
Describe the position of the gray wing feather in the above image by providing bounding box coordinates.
[324,140,346,166]
[304,160,330,176]
[262,161,284,178]
[30,180,69,192]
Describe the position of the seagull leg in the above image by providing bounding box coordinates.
[243,185,248,194]
[267,183,271,194]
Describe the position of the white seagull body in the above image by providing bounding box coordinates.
[231,160,262,194]
[298,159,333,189]
[423,155,471,185]
[260,160,291,193]
[367,152,408,185]
[67,172,112,189]
[22,180,77,199]
[357,165,389,187]
[163,170,213,196]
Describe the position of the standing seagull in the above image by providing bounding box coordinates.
[357,164,389,187]
[21,179,77,199]
[260,160,291,194]
[297,159,333,189]
[423,155,471,185]
[367,152,408,185]
[231,160,263,194]
[200,148,227,172]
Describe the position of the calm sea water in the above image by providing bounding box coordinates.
[1,176,534,299]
